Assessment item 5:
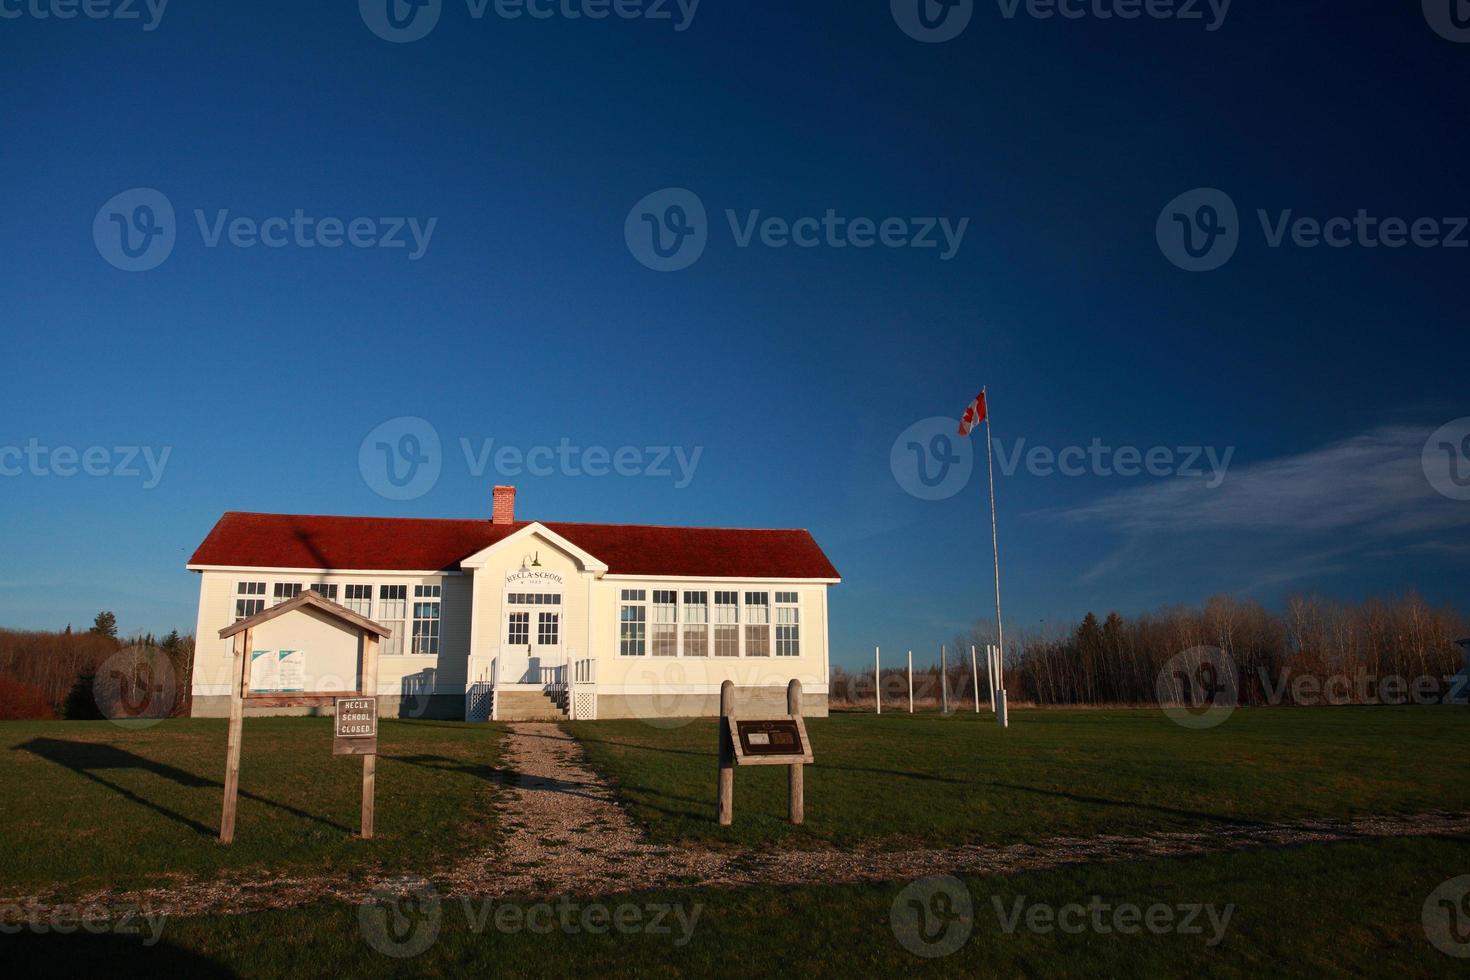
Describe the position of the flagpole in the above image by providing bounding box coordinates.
[983,387,1005,670]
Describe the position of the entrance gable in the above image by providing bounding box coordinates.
[458,522,608,576]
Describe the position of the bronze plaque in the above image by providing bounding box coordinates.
[334,697,377,755]
[729,717,812,765]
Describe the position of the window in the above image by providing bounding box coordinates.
[273,582,302,606]
[537,612,559,646]
[744,592,770,657]
[343,584,373,618]
[682,591,708,657]
[651,589,678,657]
[619,591,646,656]
[234,581,265,622]
[379,585,407,656]
[507,611,530,646]
[776,594,800,657]
[412,585,441,656]
[507,593,561,605]
[714,591,739,657]
[309,583,339,602]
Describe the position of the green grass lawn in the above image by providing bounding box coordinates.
[0,718,503,897]
[569,708,1470,848]
[6,834,1465,977]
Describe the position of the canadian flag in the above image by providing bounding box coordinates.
[957,391,987,437]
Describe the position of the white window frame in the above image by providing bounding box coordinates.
[619,589,647,657]
[775,591,800,657]
[412,584,441,656]
[713,590,739,658]
[651,589,678,658]
[681,590,709,658]
[743,591,771,657]
[343,583,373,618]
[507,611,530,647]
[234,581,266,622]
[379,585,408,656]
[537,611,559,647]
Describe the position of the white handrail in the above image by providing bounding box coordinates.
[490,655,500,722]
[567,650,576,719]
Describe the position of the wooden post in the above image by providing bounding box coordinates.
[787,678,804,825]
[717,679,734,826]
[941,644,949,714]
[219,630,249,843]
[907,650,913,713]
[971,645,981,713]
[360,634,379,840]
[874,647,881,715]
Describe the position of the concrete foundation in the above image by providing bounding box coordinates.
[190,688,830,721]
[593,689,829,720]
[189,694,464,720]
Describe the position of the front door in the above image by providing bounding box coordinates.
[504,591,563,683]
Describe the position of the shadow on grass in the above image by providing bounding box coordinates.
[980,781,1259,828]
[565,733,714,760]
[545,725,1256,836]
[813,763,1256,827]
[3,932,232,976]
[387,752,613,804]
[386,720,491,731]
[15,738,352,836]
[559,745,1259,832]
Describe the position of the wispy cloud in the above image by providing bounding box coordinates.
[1050,424,1470,599]
[1057,425,1469,537]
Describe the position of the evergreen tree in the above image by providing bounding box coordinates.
[89,611,118,639]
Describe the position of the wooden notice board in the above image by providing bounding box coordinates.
[218,592,388,842]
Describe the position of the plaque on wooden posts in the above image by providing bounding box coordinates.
[727,716,813,766]
[334,697,378,756]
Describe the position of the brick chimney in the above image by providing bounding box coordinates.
[492,485,516,525]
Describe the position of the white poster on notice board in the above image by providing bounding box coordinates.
[276,650,304,692]
[249,650,305,692]
[249,650,279,692]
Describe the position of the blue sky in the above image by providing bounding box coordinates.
[2,1,1467,665]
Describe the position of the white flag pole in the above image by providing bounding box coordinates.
[987,645,996,712]
[982,387,1005,677]
[940,644,949,714]
[874,646,881,715]
[971,644,980,713]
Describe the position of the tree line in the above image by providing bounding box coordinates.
[833,593,1467,708]
[0,612,196,719]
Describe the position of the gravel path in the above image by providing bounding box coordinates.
[8,722,1470,920]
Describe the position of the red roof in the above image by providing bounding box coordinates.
[188,512,840,580]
